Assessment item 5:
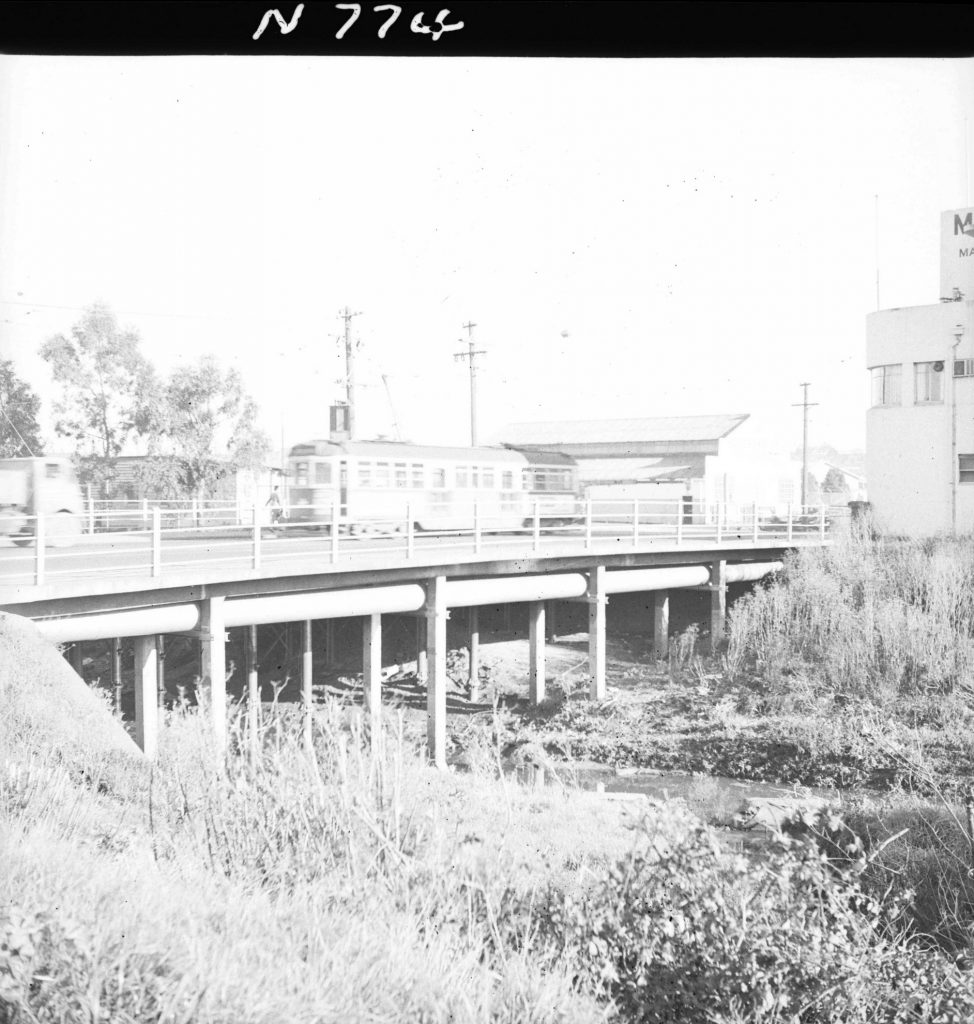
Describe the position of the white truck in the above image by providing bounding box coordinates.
[0,457,84,547]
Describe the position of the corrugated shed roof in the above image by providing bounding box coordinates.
[499,414,748,446]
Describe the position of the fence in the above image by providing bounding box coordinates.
[0,498,846,589]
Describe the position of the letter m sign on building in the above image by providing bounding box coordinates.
[941,207,974,298]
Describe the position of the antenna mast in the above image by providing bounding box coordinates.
[453,321,486,446]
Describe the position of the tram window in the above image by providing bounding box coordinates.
[394,463,408,488]
[315,462,332,485]
[358,462,372,486]
[431,467,446,488]
[502,471,513,490]
[375,462,390,487]
[411,464,424,488]
[482,468,494,488]
[45,463,61,478]
[456,466,468,488]
[470,466,480,488]
[295,461,309,487]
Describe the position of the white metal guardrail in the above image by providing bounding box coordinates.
[0,498,846,590]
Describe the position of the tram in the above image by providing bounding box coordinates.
[285,439,580,533]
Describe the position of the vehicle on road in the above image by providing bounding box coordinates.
[0,457,85,547]
[285,439,580,534]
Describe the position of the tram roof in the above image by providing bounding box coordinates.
[289,439,530,463]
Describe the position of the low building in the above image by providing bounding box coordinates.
[497,413,807,517]
[866,206,974,535]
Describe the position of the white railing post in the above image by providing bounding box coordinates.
[819,504,827,540]
[533,501,541,552]
[88,502,95,536]
[632,498,639,547]
[752,502,759,544]
[585,499,593,550]
[252,503,261,571]
[34,513,45,585]
[331,500,340,563]
[786,503,794,543]
[474,501,482,554]
[151,507,162,577]
[406,504,414,558]
[142,498,149,527]
[715,504,723,544]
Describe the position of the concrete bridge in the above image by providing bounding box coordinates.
[0,500,838,765]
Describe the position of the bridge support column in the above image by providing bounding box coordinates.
[111,638,122,715]
[324,619,336,669]
[416,617,428,684]
[157,635,166,708]
[246,624,260,749]
[467,607,480,702]
[652,591,670,660]
[424,576,449,769]
[302,619,313,751]
[709,559,727,654]
[529,601,546,704]
[587,566,607,700]
[133,635,158,759]
[200,596,227,754]
[363,613,382,740]
[545,600,557,642]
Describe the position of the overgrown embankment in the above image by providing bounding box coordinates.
[4,615,974,1021]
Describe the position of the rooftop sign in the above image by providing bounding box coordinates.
[941,206,974,300]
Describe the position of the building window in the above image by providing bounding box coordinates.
[870,364,901,407]
[960,455,974,483]
[955,359,974,378]
[914,361,945,403]
[295,461,309,487]
[315,462,332,485]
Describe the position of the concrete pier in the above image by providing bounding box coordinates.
[528,600,545,704]
[709,559,727,654]
[133,634,158,758]
[200,596,227,753]
[467,606,480,701]
[425,576,448,768]
[362,612,382,730]
[652,591,670,659]
[302,619,313,749]
[587,566,607,699]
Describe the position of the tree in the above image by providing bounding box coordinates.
[136,355,270,503]
[822,467,848,494]
[40,304,154,497]
[0,360,44,458]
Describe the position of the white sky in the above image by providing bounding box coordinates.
[1,56,972,460]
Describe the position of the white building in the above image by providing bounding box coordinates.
[866,206,974,535]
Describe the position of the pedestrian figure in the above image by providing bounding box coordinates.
[266,486,283,532]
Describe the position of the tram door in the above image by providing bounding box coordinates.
[339,460,349,519]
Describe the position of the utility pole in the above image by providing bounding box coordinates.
[338,307,362,439]
[792,383,819,508]
[453,321,486,447]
